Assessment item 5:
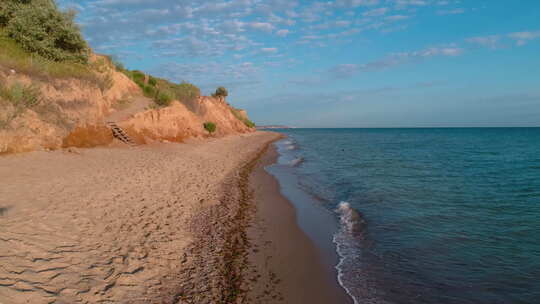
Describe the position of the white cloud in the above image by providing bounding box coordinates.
[333,0,380,8]
[385,15,410,21]
[261,47,278,53]
[414,47,463,57]
[437,8,465,15]
[276,29,290,37]
[151,61,261,91]
[247,22,275,32]
[329,46,463,78]
[392,0,428,8]
[465,35,500,49]
[362,7,388,17]
[336,20,352,27]
[508,31,540,46]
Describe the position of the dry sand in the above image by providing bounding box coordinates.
[0,131,350,304]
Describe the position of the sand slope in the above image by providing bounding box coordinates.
[0,131,279,304]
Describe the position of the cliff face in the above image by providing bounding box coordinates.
[0,56,254,154]
[120,96,252,144]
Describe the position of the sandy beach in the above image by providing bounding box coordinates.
[0,131,350,303]
[245,144,353,304]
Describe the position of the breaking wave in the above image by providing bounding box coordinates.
[289,157,304,167]
[336,202,362,233]
[334,202,388,304]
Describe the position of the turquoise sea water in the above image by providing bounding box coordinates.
[270,128,540,304]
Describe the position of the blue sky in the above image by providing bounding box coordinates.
[58,0,540,127]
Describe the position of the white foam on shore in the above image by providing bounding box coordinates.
[334,201,361,304]
[334,234,360,304]
[289,157,304,167]
[285,144,296,150]
[337,201,360,233]
[334,202,390,304]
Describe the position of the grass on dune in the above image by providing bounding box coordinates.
[0,30,105,86]
[231,108,256,128]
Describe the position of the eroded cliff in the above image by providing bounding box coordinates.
[0,55,255,154]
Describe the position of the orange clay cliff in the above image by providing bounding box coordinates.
[0,54,255,154]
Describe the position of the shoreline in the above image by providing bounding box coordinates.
[245,140,353,303]
[0,131,351,303]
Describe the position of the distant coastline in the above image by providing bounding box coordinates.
[256,125,294,129]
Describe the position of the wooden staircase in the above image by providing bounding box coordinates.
[106,122,136,146]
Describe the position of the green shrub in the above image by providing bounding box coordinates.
[230,108,255,128]
[173,82,200,102]
[131,70,145,85]
[244,119,255,128]
[212,86,228,98]
[0,1,19,27]
[203,122,216,133]
[154,91,172,107]
[4,0,89,63]
[0,31,103,85]
[120,69,201,108]
[0,82,41,108]
[142,85,155,98]
[148,76,157,87]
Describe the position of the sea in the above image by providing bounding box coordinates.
[266,128,540,304]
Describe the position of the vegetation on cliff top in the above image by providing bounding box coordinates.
[231,108,256,128]
[1,0,88,63]
[212,86,228,99]
[119,68,201,108]
[0,1,109,88]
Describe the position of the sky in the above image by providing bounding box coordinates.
[57,0,540,127]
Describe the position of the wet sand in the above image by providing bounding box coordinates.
[245,144,353,303]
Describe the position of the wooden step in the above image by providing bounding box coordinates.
[106,121,136,146]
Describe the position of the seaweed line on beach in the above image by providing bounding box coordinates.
[152,136,280,304]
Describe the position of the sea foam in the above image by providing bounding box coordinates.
[289,157,304,167]
[336,201,362,233]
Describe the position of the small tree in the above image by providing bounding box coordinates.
[203,122,216,133]
[212,86,228,99]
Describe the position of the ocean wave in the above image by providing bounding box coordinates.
[334,202,388,304]
[336,201,362,234]
[289,157,304,167]
[285,144,296,150]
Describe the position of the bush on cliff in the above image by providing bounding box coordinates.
[1,0,89,63]
[203,122,216,133]
[0,32,95,82]
[0,81,41,108]
[170,82,200,105]
[212,86,228,99]
[155,91,172,107]
[148,76,157,87]
[128,70,146,87]
[122,68,201,108]
[230,108,255,128]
